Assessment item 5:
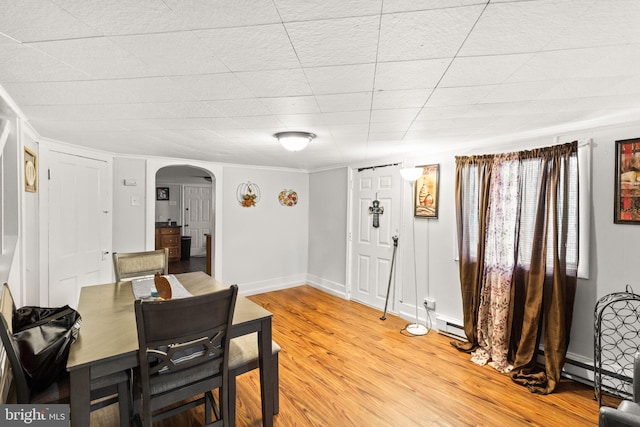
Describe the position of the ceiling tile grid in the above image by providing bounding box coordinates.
[0,0,639,170]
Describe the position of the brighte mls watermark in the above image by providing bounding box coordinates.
[1,405,69,426]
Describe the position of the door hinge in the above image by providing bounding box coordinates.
[48,169,51,180]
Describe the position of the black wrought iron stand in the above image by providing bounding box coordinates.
[594,285,640,406]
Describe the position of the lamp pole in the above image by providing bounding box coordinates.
[400,168,428,336]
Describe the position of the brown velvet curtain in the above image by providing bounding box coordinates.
[453,155,494,352]
[453,142,578,394]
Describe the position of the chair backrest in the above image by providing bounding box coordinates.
[112,248,169,282]
[0,283,31,403]
[134,285,238,410]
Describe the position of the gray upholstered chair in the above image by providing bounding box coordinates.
[228,333,281,425]
[599,353,640,427]
[133,285,238,427]
[112,248,169,282]
[0,283,132,426]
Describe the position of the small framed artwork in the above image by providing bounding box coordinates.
[414,164,439,218]
[156,187,170,201]
[614,138,640,224]
[24,147,37,193]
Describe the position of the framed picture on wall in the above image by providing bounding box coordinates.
[414,164,439,218]
[156,187,170,201]
[615,138,640,224]
[24,147,37,193]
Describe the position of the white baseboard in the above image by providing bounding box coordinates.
[306,274,348,299]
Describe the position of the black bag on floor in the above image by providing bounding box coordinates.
[13,305,82,391]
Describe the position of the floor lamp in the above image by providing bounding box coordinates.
[400,167,429,336]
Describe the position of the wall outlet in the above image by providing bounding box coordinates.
[424,298,436,311]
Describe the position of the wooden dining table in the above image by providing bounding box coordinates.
[66,271,274,427]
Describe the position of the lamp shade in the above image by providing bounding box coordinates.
[274,131,316,152]
[400,167,423,182]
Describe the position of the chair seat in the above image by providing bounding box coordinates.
[229,333,281,372]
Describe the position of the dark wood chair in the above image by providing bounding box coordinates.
[228,333,281,426]
[112,248,169,282]
[133,285,238,427]
[0,283,131,426]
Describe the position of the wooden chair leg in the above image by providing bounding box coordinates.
[273,352,279,415]
[227,374,237,427]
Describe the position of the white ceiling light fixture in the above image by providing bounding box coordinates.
[274,131,316,152]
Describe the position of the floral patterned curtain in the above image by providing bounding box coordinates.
[454,142,578,394]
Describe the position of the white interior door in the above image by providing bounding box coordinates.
[350,165,401,310]
[183,185,212,257]
[48,152,111,307]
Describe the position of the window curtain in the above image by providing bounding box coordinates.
[453,142,578,395]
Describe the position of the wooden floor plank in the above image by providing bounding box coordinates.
[90,285,601,426]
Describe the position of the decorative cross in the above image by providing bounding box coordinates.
[368,199,384,228]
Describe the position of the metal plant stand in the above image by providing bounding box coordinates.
[594,286,640,406]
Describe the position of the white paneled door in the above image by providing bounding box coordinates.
[350,165,401,310]
[183,185,212,257]
[48,152,111,307]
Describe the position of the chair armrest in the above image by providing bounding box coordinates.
[600,406,640,427]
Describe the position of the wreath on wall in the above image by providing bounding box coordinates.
[237,181,261,207]
[279,189,298,206]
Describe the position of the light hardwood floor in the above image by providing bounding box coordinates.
[91,285,603,426]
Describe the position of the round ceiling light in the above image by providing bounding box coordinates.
[274,131,316,152]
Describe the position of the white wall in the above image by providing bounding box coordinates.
[112,157,147,253]
[308,168,348,297]
[222,166,309,294]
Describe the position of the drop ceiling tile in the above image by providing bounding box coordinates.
[415,105,471,120]
[383,0,484,14]
[425,86,494,107]
[372,89,430,110]
[459,1,582,56]
[260,96,320,115]
[369,121,411,133]
[378,6,484,61]
[481,80,560,104]
[536,76,632,101]
[230,115,285,130]
[236,69,312,97]
[0,0,98,42]
[440,53,534,87]
[315,92,372,112]
[29,37,152,79]
[169,74,254,100]
[276,113,326,128]
[580,45,640,79]
[113,32,228,76]
[119,77,198,103]
[321,110,371,125]
[147,102,226,119]
[0,43,89,82]
[194,25,299,72]
[205,99,272,117]
[275,0,381,21]
[505,48,608,83]
[4,80,130,105]
[374,59,449,91]
[285,16,380,67]
[305,64,375,95]
[545,0,640,50]
[52,0,187,35]
[163,0,280,29]
[370,108,420,124]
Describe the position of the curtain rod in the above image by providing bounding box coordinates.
[357,162,400,172]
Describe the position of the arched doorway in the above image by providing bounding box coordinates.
[155,165,214,274]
